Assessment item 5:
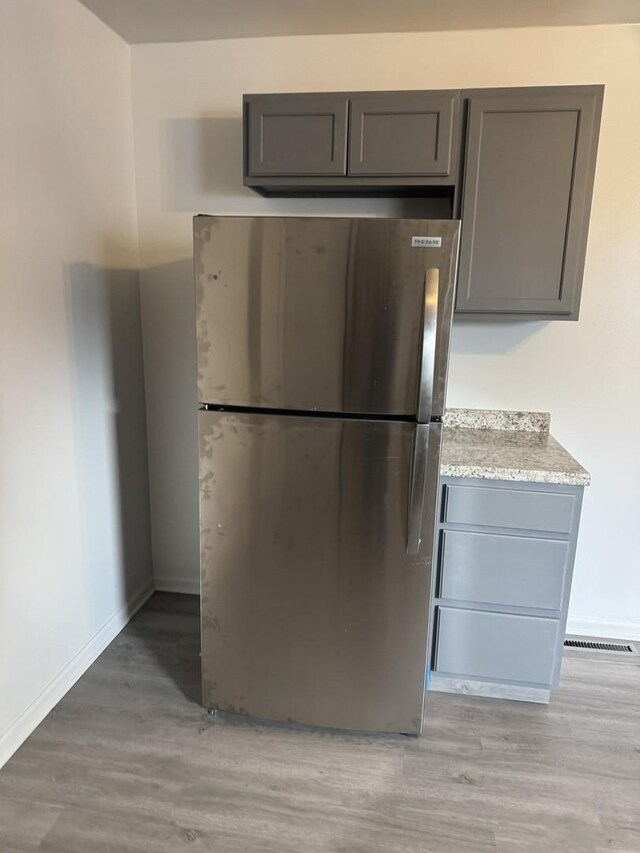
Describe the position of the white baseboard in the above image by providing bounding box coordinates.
[566,616,640,642]
[0,577,154,770]
[154,576,200,595]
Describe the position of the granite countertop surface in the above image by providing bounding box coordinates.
[440,409,591,487]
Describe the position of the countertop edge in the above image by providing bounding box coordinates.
[439,463,591,487]
[443,408,551,432]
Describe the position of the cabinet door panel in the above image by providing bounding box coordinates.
[456,87,602,318]
[246,95,348,176]
[348,92,460,177]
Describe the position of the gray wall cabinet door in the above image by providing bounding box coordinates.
[456,86,603,319]
[348,91,460,177]
[245,94,348,176]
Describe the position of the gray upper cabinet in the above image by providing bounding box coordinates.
[456,86,603,319]
[243,89,462,193]
[243,85,603,321]
[348,91,460,177]
[245,94,348,176]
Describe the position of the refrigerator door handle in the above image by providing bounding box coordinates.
[406,423,430,555]
[417,268,440,423]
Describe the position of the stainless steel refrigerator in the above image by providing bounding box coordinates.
[195,215,460,735]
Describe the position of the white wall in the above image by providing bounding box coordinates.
[0,0,153,767]
[131,26,640,638]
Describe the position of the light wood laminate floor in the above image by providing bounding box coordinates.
[1,593,639,852]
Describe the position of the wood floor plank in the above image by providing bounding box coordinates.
[144,591,200,616]
[494,814,607,852]
[168,732,412,852]
[596,813,640,851]
[1,593,638,853]
[37,806,215,853]
[0,848,35,853]
[0,740,185,822]
[0,796,63,851]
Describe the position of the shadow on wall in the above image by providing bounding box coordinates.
[450,317,548,356]
[138,258,200,590]
[163,116,244,210]
[66,263,153,625]
[160,115,452,219]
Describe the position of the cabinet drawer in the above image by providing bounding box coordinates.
[246,95,348,176]
[348,91,459,177]
[442,483,576,534]
[439,530,569,610]
[435,607,558,686]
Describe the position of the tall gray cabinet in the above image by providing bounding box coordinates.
[456,86,603,320]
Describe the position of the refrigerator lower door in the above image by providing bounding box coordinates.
[199,410,442,734]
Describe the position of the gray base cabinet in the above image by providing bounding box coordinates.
[428,478,584,704]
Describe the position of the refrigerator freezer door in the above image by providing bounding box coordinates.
[195,216,459,419]
[199,410,442,734]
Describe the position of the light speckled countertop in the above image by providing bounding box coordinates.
[440,409,591,486]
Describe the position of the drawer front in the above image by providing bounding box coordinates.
[439,530,569,611]
[435,607,558,686]
[246,95,348,176]
[443,483,576,534]
[348,92,459,177]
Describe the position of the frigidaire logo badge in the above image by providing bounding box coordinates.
[411,236,442,248]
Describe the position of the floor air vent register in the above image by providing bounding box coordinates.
[564,637,638,656]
